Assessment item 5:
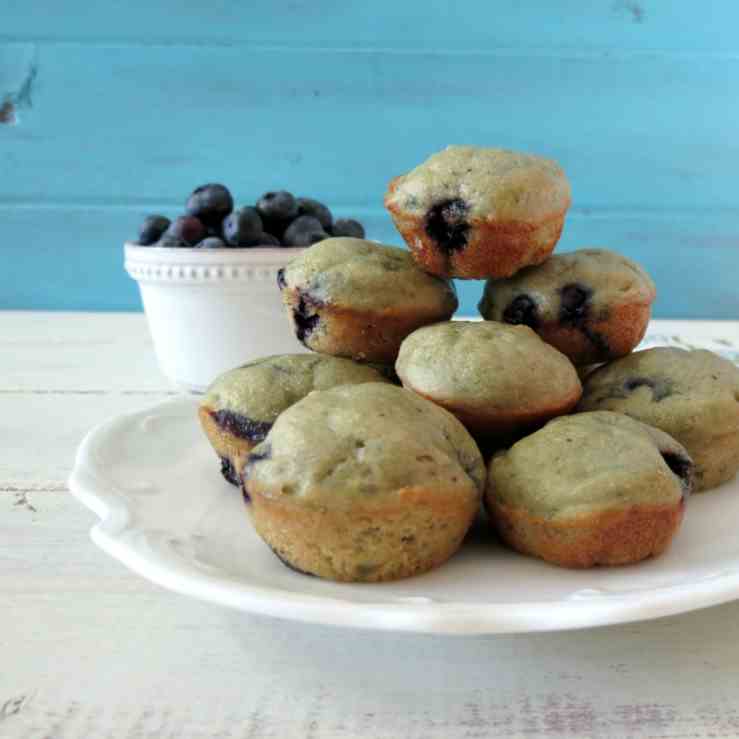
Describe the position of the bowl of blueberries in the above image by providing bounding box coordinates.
[125,183,365,392]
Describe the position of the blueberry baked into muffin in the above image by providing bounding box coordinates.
[577,347,739,491]
[243,383,486,582]
[479,248,656,365]
[384,146,571,279]
[198,354,390,488]
[486,411,694,568]
[396,321,581,444]
[277,237,458,363]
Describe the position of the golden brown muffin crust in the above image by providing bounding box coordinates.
[384,146,571,279]
[578,347,739,490]
[479,248,656,364]
[396,321,582,438]
[244,383,485,581]
[485,411,693,568]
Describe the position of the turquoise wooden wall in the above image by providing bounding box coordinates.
[1,1,738,317]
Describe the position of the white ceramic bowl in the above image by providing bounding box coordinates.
[124,243,307,392]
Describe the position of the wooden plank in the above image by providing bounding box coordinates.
[5,494,739,737]
[1,206,738,318]
[0,393,173,487]
[2,45,739,213]
[0,312,171,486]
[1,0,737,53]
[2,315,733,491]
[3,317,739,737]
[3,312,734,393]
[0,312,169,392]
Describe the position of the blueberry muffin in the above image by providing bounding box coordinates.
[243,383,485,582]
[395,321,581,444]
[577,347,739,491]
[277,237,458,363]
[198,354,390,487]
[487,411,694,568]
[384,146,571,279]
[479,248,656,365]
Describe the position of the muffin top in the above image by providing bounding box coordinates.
[280,237,457,313]
[384,145,571,222]
[202,354,389,425]
[488,411,693,518]
[396,321,581,410]
[577,347,739,441]
[479,248,656,326]
[244,383,485,509]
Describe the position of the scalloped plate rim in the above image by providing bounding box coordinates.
[68,394,739,635]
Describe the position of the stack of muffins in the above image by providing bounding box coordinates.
[199,145,739,581]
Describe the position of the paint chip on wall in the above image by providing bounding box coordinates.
[0,51,38,126]
[0,100,16,124]
[613,1,646,24]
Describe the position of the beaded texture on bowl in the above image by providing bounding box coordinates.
[124,242,307,391]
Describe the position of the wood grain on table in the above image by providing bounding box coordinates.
[3,312,739,739]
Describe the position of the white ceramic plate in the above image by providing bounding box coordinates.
[69,385,739,635]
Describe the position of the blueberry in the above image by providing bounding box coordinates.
[223,206,264,246]
[557,282,612,358]
[559,283,591,325]
[220,457,241,487]
[425,200,468,252]
[261,220,288,239]
[163,215,207,246]
[283,216,328,247]
[211,410,272,442]
[660,450,694,498]
[294,230,328,247]
[185,184,233,227]
[623,376,673,402]
[197,236,226,249]
[623,377,656,393]
[157,235,188,248]
[292,292,321,344]
[296,197,333,230]
[256,191,298,223]
[503,294,539,329]
[331,218,365,239]
[137,214,171,245]
[243,232,281,247]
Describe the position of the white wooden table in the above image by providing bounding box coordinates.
[3,311,739,739]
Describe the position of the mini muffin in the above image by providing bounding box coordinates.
[198,354,390,487]
[577,347,739,491]
[277,237,458,363]
[395,321,582,444]
[479,248,656,365]
[487,411,694,568]
[384,145,571,279]
[243,383,485,582]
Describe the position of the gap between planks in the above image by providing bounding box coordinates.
[0,485,66,512]
[3,202,739,217]
[0,389,177,396]
[6,36,739,60]
[1,485,67,510]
